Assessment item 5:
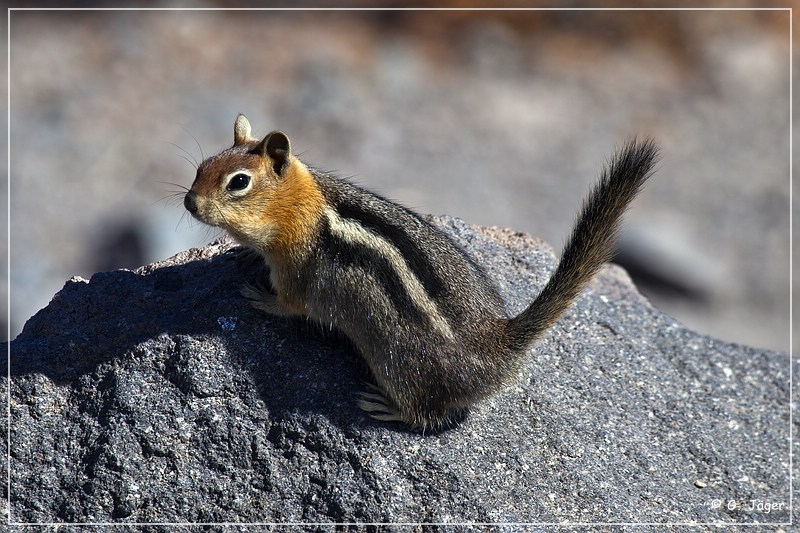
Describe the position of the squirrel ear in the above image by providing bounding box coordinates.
[234,114,252,145]
[256,131,292,175]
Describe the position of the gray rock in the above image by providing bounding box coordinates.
[5,216,791,530]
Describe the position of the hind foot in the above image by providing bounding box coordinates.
[357,383,405,423]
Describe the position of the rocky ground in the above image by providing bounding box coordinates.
[6,216,792,530]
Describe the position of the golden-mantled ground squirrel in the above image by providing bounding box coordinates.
[184,115,658,429]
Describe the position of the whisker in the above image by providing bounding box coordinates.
[158,192,189,207]
[170,148,198,170]
[157,180,190,192]
[152,179,190,207]
[184,217,221,246]
[175,210,190,232]
[179,123,206,162]
[214,202,230,229]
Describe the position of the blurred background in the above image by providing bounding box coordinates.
[5,4,793,352]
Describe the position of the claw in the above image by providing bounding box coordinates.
[358,392,387,403]
[240,281,289,316]
[364,410,406,423]
[240,281,271,301]
[362,381,385,394]
[358,383,404,423]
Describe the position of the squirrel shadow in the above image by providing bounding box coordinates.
[9,246,460,433]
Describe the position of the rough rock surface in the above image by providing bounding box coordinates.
[5,216,792,531]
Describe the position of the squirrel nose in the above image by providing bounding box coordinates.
[184,191,198,213]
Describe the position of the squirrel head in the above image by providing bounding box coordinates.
[184,115,324,255]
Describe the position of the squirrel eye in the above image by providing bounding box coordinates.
[226,173,251,191]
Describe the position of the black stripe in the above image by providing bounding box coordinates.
[321,221,431,328]
[335,195,447,300]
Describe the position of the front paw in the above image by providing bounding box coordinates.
[240,282,289,317]
[233,246,263,269]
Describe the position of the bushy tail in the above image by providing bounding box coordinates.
[505,138,659,352]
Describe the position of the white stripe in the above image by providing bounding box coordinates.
[324,208,454,340]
